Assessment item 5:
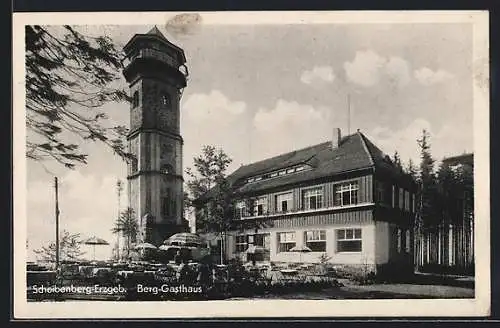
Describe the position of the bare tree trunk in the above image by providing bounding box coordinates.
[220,231,225,265]
[127,235,131,259]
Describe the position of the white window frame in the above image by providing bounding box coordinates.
[336,228,362,253]
[235,235,247,253]
[235,201,246,218]
[251,233,270,248]
[303,187,324,210]
[277,232,296,253]
[399,188,404,209]
[412,193,416,213]
[376,181,385,203]
[276,192,293,213]
[404,190,410,211]
[254,197,268,216]
[304,230,327,252]
[335,182,359,207]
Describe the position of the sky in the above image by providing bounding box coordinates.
[25,21,474,261]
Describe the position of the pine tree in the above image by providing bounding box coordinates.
[111,207,138,258]
[393,151,403,171]
[436,159,474,226]
[416,129,440,228]
[25,25,132,169]
[436,162,457,225]
[406,158,418,180]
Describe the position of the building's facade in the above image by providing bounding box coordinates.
[198,129,417,275]
[414,153,474,275]
[122,27,189,245]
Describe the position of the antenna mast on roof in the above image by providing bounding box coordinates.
[347,94,351,135]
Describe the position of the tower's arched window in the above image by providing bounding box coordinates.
[161,93,171,107]
[132,91,139,108]
[131,158,138,173]
[161,164,173,175]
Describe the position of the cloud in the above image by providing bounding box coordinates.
[182,90,248,172]
[252,100,334,159]
[300,66,335,85]
[343,50,411,88]
[184,90,246,122]
[367,118,472,167]
[414,67,454,86]
[367,118,431,165]
[386,57,411,87]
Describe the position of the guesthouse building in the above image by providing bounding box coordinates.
[198,129,417,276]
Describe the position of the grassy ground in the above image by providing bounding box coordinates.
[338,280,474,299]
[231,274,475,300]
[235,284,474,300]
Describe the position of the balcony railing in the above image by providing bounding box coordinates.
[235,199,378,220]
[123,48,179,69]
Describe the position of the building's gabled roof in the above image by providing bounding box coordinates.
[225,131,396,195]
[193,131,415,204]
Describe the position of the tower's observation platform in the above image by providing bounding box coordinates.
[122,26,188,89]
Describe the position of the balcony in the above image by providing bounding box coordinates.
[235,199,376,220]
[123,48,179,69]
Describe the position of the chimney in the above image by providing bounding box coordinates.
[332,128,341,149]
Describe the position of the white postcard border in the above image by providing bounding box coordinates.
[12,10,490,318]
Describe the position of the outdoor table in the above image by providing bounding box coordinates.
[299,264,314,270]
[117,270,134,279]
[92,267,112,277]
[249,267,267,274]
[78,266,95,277]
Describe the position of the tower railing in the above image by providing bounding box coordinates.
[123,48,179,69]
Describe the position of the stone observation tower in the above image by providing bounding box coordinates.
[122,26,189,245]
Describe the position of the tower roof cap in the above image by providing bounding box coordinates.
[123,26,186,64]
[147,26,168,40]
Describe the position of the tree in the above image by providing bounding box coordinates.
[393,151,403,171]
[33,230,86,262]
[25,25,132,169]
[436,159,474,226]
[405,158,418,180]
[416,129,440,228]
[186,146,274,264]
[111,207,138,259]
[185,145,234,263]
